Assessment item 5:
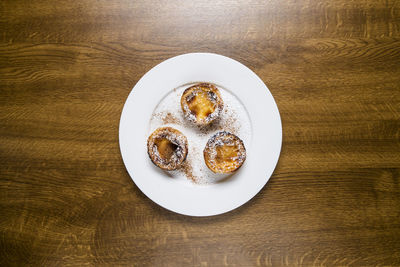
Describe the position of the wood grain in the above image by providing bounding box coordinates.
[1,0,400,266]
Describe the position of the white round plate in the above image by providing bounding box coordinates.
[119,53,282,216]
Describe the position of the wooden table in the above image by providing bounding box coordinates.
[1,0,400,266]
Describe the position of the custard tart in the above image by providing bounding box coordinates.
[203,131,246,174]
[147,127,188,171]
[180,83,223,126]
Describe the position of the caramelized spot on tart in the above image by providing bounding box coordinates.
[155,138,178,162]
[186,90,216,120]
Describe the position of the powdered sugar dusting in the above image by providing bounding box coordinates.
[148,82,252,185]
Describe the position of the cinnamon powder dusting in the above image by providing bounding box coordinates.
[162,112,179,124]
[219,116,238,135]
[148,83,252,185]
[181,162,197,183]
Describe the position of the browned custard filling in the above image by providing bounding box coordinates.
[154,138,178,161]
[215,145,238,165]
[147,127,188,171]
[181,83,223,126]
[203,131,246,174]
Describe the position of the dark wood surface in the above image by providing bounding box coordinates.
[1,0,400,266]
